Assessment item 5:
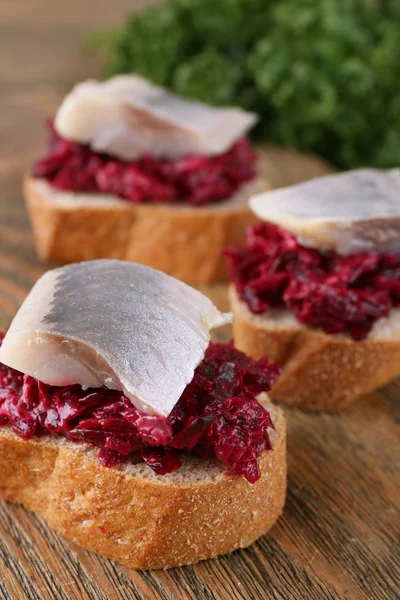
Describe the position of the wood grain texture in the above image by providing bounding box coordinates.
[0,2,399,598]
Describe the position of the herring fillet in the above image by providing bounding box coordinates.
[54,75,258,160]
[0,260,232,417]
[250,168,400,255]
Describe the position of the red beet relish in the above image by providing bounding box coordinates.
[33,122,257,207]
[0,335,281,483]
[225,223,400,341]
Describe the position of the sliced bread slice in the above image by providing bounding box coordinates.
[230,286,400,411]
[24,177,266,284]
[0,396,286,570]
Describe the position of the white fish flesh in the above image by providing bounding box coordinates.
[54,75,258,161]
[0,260,232,416]
[250,168,400,254]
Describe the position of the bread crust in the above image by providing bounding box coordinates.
[0,399,286,570]
[24,177,266,284]
[230,286,400,411]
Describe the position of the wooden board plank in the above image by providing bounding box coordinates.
[0,2,398,599]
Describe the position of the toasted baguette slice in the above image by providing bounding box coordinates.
[0,397,286,570]
[24,177,266,284]
[230,287,400,411]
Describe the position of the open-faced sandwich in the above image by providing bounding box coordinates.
[0,260,286,569]
[25,75,266,283]
[226,168,400,411]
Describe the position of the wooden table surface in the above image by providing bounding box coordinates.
[0,3,399,599]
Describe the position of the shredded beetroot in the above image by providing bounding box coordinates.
[225,223,400,341]
[0,336,281,483]
[33,122,256,207]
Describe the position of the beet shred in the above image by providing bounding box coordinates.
[33,123,257,207]
[0,336,280,483]
[225,223,400,340]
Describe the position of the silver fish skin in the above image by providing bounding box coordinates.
[250,168,400,255]
[0,260,232,417]
[54,75,258,161]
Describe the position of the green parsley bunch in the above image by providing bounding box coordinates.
[90,0,400,169]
